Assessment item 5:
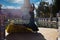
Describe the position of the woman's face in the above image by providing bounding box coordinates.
[29,5,34,12]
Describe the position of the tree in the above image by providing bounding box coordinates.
[55,0,60,12]
[36,1,50,18]
[51,0,60,17]
[36,0,60,17]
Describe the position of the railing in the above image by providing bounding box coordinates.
[7,17,58,28]
[36,18,58,28]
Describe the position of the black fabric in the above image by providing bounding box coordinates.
[23,11,38,31]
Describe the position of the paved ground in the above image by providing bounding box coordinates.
[5,28,58,40]
[58,27,60,37]
[58,27,60,40]
[38,28,58,40]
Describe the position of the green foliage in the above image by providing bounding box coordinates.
[36,1,50,18]
[36,0,60,17]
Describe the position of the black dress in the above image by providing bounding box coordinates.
[23,11,38,31]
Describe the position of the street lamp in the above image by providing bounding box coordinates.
[0,4,2,10]
[0,4,2,14]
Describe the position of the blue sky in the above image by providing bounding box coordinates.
[0,0,53,9]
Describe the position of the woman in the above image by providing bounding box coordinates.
[23,3,39,33]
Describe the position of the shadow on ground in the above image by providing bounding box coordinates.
[6,32,46,40]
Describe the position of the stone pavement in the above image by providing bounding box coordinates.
[58,27,60,40]
[58,27,60,37]
[38,28,58,40]
[5,28,58,40]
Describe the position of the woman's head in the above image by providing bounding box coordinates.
[29,3,35,12]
